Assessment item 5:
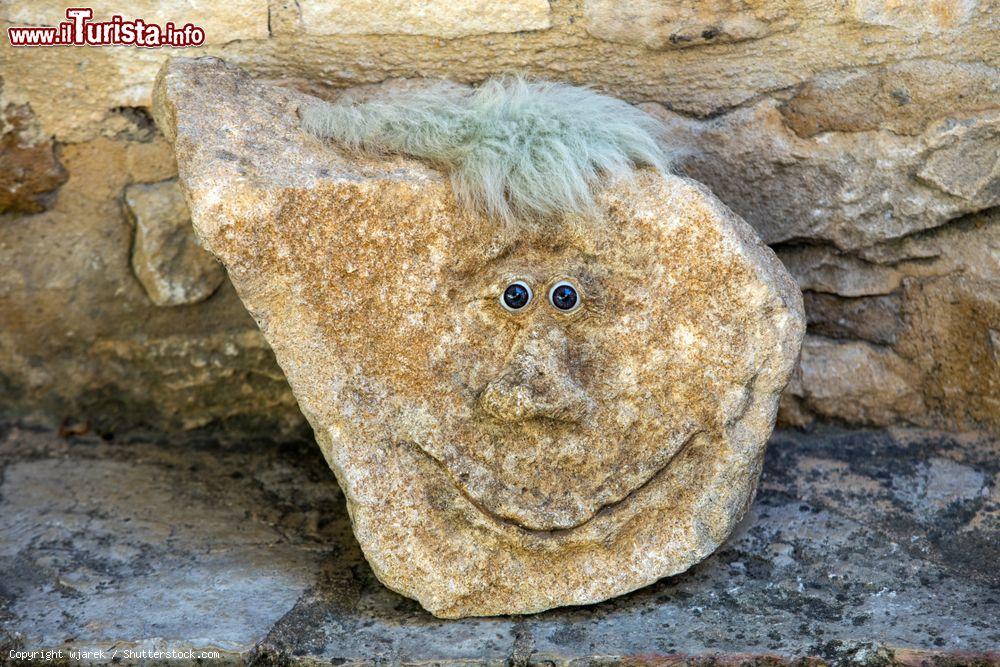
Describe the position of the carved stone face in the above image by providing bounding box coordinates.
[159,57,804,617]
[264,173,767,537]
[355,210,759,533]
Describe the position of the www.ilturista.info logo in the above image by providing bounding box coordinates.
[7,7,206,47]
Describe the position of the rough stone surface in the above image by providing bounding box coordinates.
[154,57,804,617]
[298,0,552,38]
[777,246,902,298]
[803,292,903,346]
[775,210,1000,432]
[584,0,795,50]
[1,425,997,663]
[784,336,925,428]
[897,275,1000,431]
[649,101,1000,251]
[0,133,302,435]
[779,60,1000,138]
[0,103,66,214]
[847,0,978,32]
[124,179,224,306]
[857,208,1000,275]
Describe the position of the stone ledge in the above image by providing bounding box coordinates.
[0,425,996,664]
[297,0,552,38]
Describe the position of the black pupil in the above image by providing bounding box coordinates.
[552,284,578,310]
[503,283,530,309]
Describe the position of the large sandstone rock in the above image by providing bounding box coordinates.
[154,57,804,617]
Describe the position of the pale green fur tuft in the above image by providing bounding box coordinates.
[301,76,670,222]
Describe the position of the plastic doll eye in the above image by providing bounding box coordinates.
[549,281,580,312]
[501,281,533,311]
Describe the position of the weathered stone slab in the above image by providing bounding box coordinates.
[803,292,903,346]
[154,56,804,617]
[650,100,1000,250]
[777,246,903,297]
[779,61,1000,138]
[0,427,325,659]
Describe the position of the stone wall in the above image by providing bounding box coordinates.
[1,0,997,436]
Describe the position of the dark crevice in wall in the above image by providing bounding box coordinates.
[108,106,157,142]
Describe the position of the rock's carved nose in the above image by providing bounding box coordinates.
[478,326,592,423]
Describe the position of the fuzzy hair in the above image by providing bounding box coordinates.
[300,76,670,222]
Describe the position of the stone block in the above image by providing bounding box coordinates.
[298,0,551,38]
[124,179,223,306]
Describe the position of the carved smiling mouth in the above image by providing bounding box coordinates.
[408,426,701,533]
[406,301,703,531]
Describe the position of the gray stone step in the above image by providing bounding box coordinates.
[0,425,996,665]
